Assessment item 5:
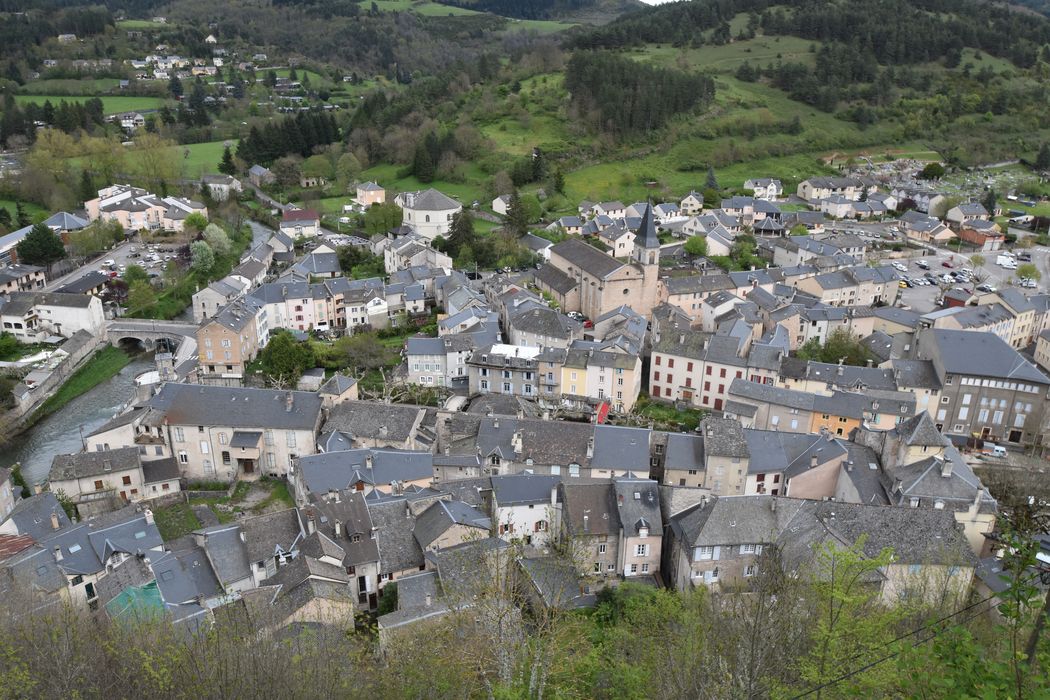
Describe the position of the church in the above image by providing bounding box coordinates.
[534,203,662,320]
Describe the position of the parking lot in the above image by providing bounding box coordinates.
[45,239,185,292]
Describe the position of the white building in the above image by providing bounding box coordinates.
[395,188,462,241]
[491,474,561,548]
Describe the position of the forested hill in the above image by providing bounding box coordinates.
[573,0,1050,68]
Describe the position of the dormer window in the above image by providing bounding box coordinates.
[351,534,362,543]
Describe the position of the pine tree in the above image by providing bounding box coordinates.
[413,142,435,183]
[706,165,719,191]
[79,170,95,204]
[16,223,66,272]
[1036,143,1050,171]
[168,74,183,98]
[219,145,236,176]
[447,210,476,258]
[504,190,528,236]
[15,202,30,227]
[982,188,997,216]
[0,207,11,230]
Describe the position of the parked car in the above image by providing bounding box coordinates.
[916,260,930,270]
[976,284,996,293]
[1018,252,1033,262]
[941,260,954,268]
[892,262,907,272]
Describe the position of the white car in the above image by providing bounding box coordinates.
[104,259,115,267]
[892,262,907,272]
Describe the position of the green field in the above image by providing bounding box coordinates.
[366,0,481,15]
[177,140,237,178]
[358,162,489,208]
[275,68,330,85]
[502,17,577,33]
[0,200,48,226]
[14,95,167,115]
[631,35,818,72]
[116,19,172,29]
[21,78,122,95]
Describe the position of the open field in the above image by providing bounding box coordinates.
[177,140,236,178]
[366,0,481,15]
[631,35,818,73]
[0,200,48,225]
[21,78,123,95]
[358,162,490,207]
[116,19,172,29]
[14,94,167,115]
[274,68,330,85]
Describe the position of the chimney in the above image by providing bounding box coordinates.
[810,455,818,468]
[366,454,374,470]
[425,592,432,607]
[939,456,952,478]
[493,418,499,429]
[444,445,450,456]
[50,513,60,531]
[53,546,62,562]
[866,359,873,367]
[770,497,777,512]
[285,392,294,412]
[307,512,316,534]
[143,509,154,526]
[679,333,686,345]
[583,513,589,533]
[617,494,624,507]
[334,521,342,537]
[837,363,844,376]
[512,430,523,455]
[586,436,595,458]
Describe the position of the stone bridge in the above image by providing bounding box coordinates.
[106,319,198,364]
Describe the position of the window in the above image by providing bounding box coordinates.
[94,480,103,490]
[222,451,231,465]
[641,563,649,573]
[630,564,638,573]
[598,544,607,554]
[200,441,209,455]
[635,544,648,556]
[122,475,131,485]
[178,451,188,464]
[744,565,757,577]
[218,432,227,445]
[695,546,713,561]
[265,430,275,446]
[594,563,601,573]
[204,460,214,475]
[286,431,297,448]
[173,427,185,442]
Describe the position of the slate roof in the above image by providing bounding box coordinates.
[303,491,380,566]
[319,373,357,396]
[146,384,322,430]
[195,523,252,587]
[49,447,140,482]
[698,417,748,458]
[614,477,660,535]
[490,474,560,507]
[402,188,460,211]
[323,400,423,444]
[240,509,303,564]
[920,329,1050,384]
[56,270,110,294]
[3,494,70,541]
[518,556,594,609]
[509,306,581,339]
[413,500,491,549]
[296,448,433,494]
[365,497,425,573]
[550,239,627,279]
[591,425,651,471]
[560,483,620,537]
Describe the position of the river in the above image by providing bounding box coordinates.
[3,221,276,485]
[2,353,155,486]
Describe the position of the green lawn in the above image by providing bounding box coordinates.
[153,503,200,540]
[274,68,331,85]
[177,140,237,178]
[365,0,481,15]
[21,78,122,95]
[14,94,167,115]
[358,163,489,208]
[631,35,818,73]
[0,199,48,225]
[33,347,132,421]
[116,19,172,29]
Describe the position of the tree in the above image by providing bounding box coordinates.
[412,141,435,183]
[982,187,997,215]
[363,201,403,235]
[0,207,10,230]
[335,152,361,185]
[15,202,30,227]
[447,210,476,257]
[16,223,66,271]
[260,330,316,385]
[504,190,529,236]
[705,165,719,191]
[125,280,156,315]
[796,327,875,366]
[189,241,215,274]
[218,145,236,176]
[1036,142,1050,171]
[301,154,334,182]
[334,332,392,375]
[202,224,231,256]
[683,235,707,256]
[970,253,985,269]
[1018,262,1041,281]
[131,133,182,192]
[122,264,149,286]
[183,212,209,235]
[168,74,183,98]
[918,162,945,179]
[790,224,809,236]
[78,170,94,204]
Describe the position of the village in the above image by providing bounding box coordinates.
[0,147,1046,642]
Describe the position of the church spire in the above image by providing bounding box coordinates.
[636,202,661,250]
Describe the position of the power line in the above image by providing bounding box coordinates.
[789,598,998,699]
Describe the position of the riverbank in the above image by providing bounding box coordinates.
[32,346,132,423]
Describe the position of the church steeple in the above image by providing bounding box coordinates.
[633,202,661,266]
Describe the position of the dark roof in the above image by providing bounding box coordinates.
[560,483,620,537]
[49,447,140,482]
[296,448,433,494]
[240,509,303,564]
[490,474,560,507]
[518,557,594,609]
[195,523,252,587]
[56,270,110,294]
[550,239,626,279]
[303,491,379,566]
[323,401,423,444]
[922,329,1050,384]
[413,500,491,549]
[534,263,577,295]
[635,203,660,250]
[699,417,748,458]
[147,384,322,431]
[142,457,180,484]
[366,497,425,573]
